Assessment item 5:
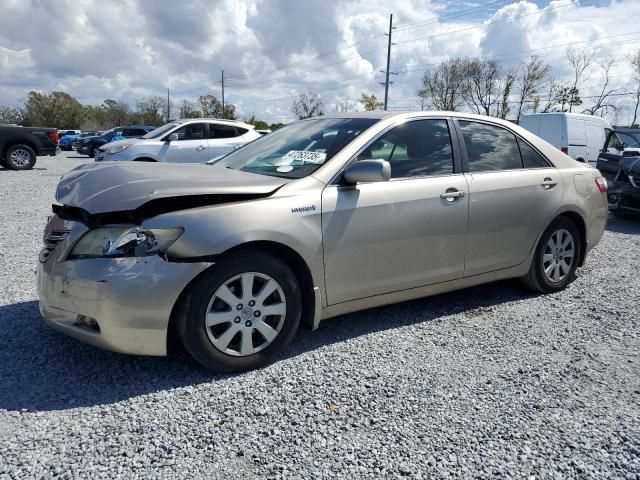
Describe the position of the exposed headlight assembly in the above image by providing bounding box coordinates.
[107,144,133,154]
[69,227,183,259]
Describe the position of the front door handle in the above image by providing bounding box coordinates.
[196,145,206,151]
[440,189,467,202]
[541,178,557,189]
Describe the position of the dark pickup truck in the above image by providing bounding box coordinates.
[0,124,58,170]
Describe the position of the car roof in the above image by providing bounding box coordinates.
[174,118,255,128]
[613,127,640,134]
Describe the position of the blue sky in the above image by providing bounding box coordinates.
[1,0,639,123]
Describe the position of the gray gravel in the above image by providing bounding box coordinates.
[1,152,639,479]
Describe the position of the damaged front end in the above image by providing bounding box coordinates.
[607,156,640,216]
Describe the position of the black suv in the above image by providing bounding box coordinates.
[596,128,640,218]
[76,126,154,157]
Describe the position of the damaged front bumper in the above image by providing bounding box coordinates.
[37,219,211,356]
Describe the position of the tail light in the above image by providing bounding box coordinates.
[560,146,569,154]
[594,176,607,193]
[47,130,59,144]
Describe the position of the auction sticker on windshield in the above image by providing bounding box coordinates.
[283,150,327,165]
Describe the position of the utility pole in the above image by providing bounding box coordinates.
[380,14,397,111]
[221,69,225,118]
[166,88,170,121]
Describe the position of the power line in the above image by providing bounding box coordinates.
[394,1,582,46]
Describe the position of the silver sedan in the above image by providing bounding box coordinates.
[37,112,608,371]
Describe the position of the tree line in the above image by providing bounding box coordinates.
[291,47,640,126]
[0,92,286,131]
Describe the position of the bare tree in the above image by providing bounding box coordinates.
[136,96,165,125]
[566,48,595,112]
[291,92,324,119]
[334,96,357,112]
[628,49,640,127]
[417,58,467,111]
[539,80,564,113]
[514,56,551,122]
[582,59,618,117]
[179,99,201,118]
[0,105,22,124]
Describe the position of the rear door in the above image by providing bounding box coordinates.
[322,118,469,304]
[456,119,563,276]
[585,120,606,165]
[208,124,245,161]
[567,118,588,162]
[161,122,208,163]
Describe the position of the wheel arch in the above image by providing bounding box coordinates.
[166,240,317,354]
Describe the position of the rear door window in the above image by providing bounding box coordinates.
[518,139,550,169]
[210,124,239,139]
[459,120,522,172]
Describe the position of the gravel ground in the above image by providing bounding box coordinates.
[1,151,639,479]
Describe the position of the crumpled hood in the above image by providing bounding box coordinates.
[56,161,287,214]
[99,138,144,150]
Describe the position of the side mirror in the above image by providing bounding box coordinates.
[622,143,628,150]
[343,159,391,184]
[167,133,179,142]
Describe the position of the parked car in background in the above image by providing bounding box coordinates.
[95,119,261,163]
[57,130,82,139]
[520,113,611,165]
[59,132,99,151]
[38,112,608,372]
[0,124,58,170]
[596,127,640,218]
[76,126,154,157]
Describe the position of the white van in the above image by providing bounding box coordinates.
[519,113,612,165]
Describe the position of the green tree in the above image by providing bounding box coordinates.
[21,91,85,128]
[360,93,383,111]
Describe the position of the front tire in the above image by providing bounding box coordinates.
[4,144,36,170]
[521,217,581,293]
[177,251,302,372]
[89,145,99,158]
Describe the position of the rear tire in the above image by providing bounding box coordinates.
[4,144,36,170]
[89,145,98,158]
[176,251,302,372]
[521,217,581,293]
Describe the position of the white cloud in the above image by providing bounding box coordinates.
[0,0,639,123]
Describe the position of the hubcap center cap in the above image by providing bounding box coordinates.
[240,306,254,320]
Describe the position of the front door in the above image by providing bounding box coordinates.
[322,118,469,305]
[162,122,209,163]
[456,119,564,276]
[597,130,633,181]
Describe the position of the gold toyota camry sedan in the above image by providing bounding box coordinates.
[38,112,608,371]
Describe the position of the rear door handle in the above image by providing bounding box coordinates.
[541,178,557,189]
[196,145,207,151]
[440,189,467,202]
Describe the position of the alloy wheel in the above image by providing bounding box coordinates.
[10,148,31,167]
[542,228,575,283]
[205,272,286,357]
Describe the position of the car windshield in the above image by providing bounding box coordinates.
[142,122,180,139]
[217,118,379,179]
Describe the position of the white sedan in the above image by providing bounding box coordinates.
[96,119,261,163]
